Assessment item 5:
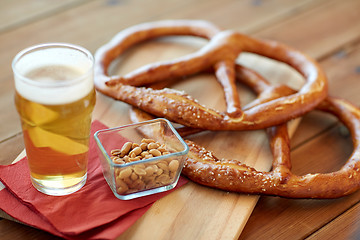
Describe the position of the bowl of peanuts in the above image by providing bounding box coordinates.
[94,118,189,200]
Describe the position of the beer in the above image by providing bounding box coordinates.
[13,43,95,195]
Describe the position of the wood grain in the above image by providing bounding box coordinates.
[254,0,360,59]
[239,0,360,238]
[1,36,303,239]
[1,0,360,239]
[0,0,326,142]
[241,125,358,239]
[307,203,360,239]
[0,0,89,33]
[0,219,62,240]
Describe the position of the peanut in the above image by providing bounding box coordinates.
[145,166,156,176]
[134,166,147,176]
[140,143,148,150]
[158,146,167,153]
[120,142,132,157]
[112,157,124,164]
[130,172,139,181]
[119,167,132,179]
[112,138,181,195]
[156,174,171,185]
[141,138,155,144]
[129,146,142,156]
[111,149,121,156]
[148,142,159,150]
[169,160,180,172]
[129,152,137,158]
[149,149,161,157]
[129,156,141,162]
[116,178,129,194]
[157,162,169,172]
[156,168,164,176]
[132,142,139,149]
[141,151,149,158]
[123,155,130,163]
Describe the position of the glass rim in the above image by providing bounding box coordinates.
[12,42,94,88]
[94,118,190,167]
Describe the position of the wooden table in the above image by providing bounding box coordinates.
[1,0,360,239]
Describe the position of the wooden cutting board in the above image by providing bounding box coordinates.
[0,36,304,239]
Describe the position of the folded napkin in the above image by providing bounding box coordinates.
[0,120,188,240]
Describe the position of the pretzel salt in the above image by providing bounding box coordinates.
[94,20,360,198]
[129,65,360,199]
[94,20,328,131]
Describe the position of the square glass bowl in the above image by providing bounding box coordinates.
[94,118,189,200]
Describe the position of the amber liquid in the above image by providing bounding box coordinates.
[14,62,96,195]
[15,89,96,193]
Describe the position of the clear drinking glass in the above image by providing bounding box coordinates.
[94,119,189,200]
[12,43,96,196]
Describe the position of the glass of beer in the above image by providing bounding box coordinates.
[12,43,96,196]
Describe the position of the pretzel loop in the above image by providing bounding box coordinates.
[129,65,360,199]
[94,20,360,198]
[94,20,328,130]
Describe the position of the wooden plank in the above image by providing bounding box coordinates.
[0,219,61,240]
[241,1,360,235]
[322,43,360,102]
[0,0,91,33]
[0,25,304,240]
[240,125,359,240]
[240,122,360,239]
[291,39,360,147]
[0,133,24,165]
[95,37,303,239]
[0,0,326,143]
[254,0,360,59]
[108,43,305,239]
[0,0,201,141]
[149,0,328,33]
[0,65,302,240]
[244,0,360,147]
[307,204,360,239]
[1,0,358,239]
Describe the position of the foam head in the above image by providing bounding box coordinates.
[12,43,94,105]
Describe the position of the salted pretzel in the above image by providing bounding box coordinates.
[129,65,360,199]
[94,20,328,131]
[94,20,360,198]
[184,97,360,199]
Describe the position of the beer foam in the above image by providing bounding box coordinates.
[13,45,94,105]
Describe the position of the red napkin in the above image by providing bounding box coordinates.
[0,120,188,240]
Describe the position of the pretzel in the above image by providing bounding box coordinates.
[94,20,328,131]
[129,65,360,199]
[94,20,360,198]
[183,97,360,199]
